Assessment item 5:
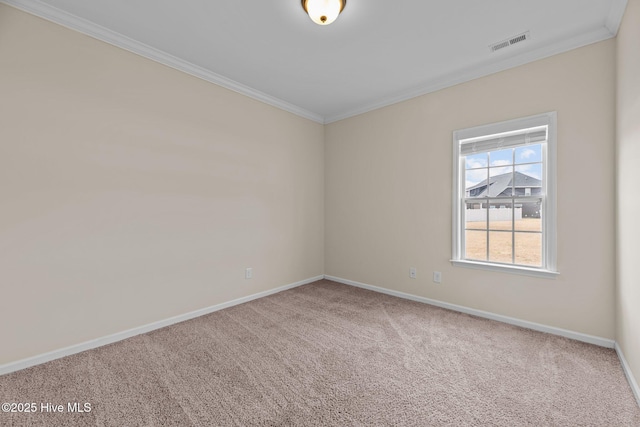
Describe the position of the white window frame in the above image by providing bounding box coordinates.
[451,112,558,278]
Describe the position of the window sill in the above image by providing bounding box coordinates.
[450,259,559,279]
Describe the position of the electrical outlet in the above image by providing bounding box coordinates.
[433,271,442,284]
[245,267,253,279]
[409,267,417,279]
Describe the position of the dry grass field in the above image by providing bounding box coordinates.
[465,218,542,266]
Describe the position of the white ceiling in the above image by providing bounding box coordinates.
[2,0,628,123]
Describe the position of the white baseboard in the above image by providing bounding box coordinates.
[324,275,616,349]
[5,273,636,409]
[615,343,640,408]
[329,273,638,409]
[0,275,323,376]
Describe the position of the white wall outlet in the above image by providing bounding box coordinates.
[433,271,442,284]
[245,267,253,279]
[409,267,417,279]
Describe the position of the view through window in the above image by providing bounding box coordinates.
[464,144,543,266]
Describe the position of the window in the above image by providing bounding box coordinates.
[452,112,557,278]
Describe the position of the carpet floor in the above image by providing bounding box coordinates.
[1,279,639,426]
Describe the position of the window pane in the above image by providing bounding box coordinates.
[489,167,513,197]
[515,144,542,164]
[466,170,488,198]
[514,164,542,196]
[465,230,487,261]
[465,201,487,229]
[515,232,542,266]
[489,148,513,167]
[489,231,512,263]
[515,200,542,231]
[488,201,513,231]
[465,152,488,169]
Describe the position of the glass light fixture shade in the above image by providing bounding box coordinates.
[302,0,346,26]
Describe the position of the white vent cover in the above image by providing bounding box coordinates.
[490,31,530,52]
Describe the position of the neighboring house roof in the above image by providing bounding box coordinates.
[467,171,541,197]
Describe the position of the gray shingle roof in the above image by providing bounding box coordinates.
[467,171,541,197]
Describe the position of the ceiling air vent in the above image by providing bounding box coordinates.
[490,31,530,52]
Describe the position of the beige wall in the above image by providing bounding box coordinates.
[0,5,324,365]
[326,40,616,339]
[616,0,640,390]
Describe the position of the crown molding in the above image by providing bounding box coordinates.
[324,24,617,124]
[2,0,627,126]
[605,0,628,35]
[0,0,325,124]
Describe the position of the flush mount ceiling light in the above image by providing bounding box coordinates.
[301,0,346,26]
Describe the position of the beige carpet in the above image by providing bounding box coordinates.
[1,279,639,426]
